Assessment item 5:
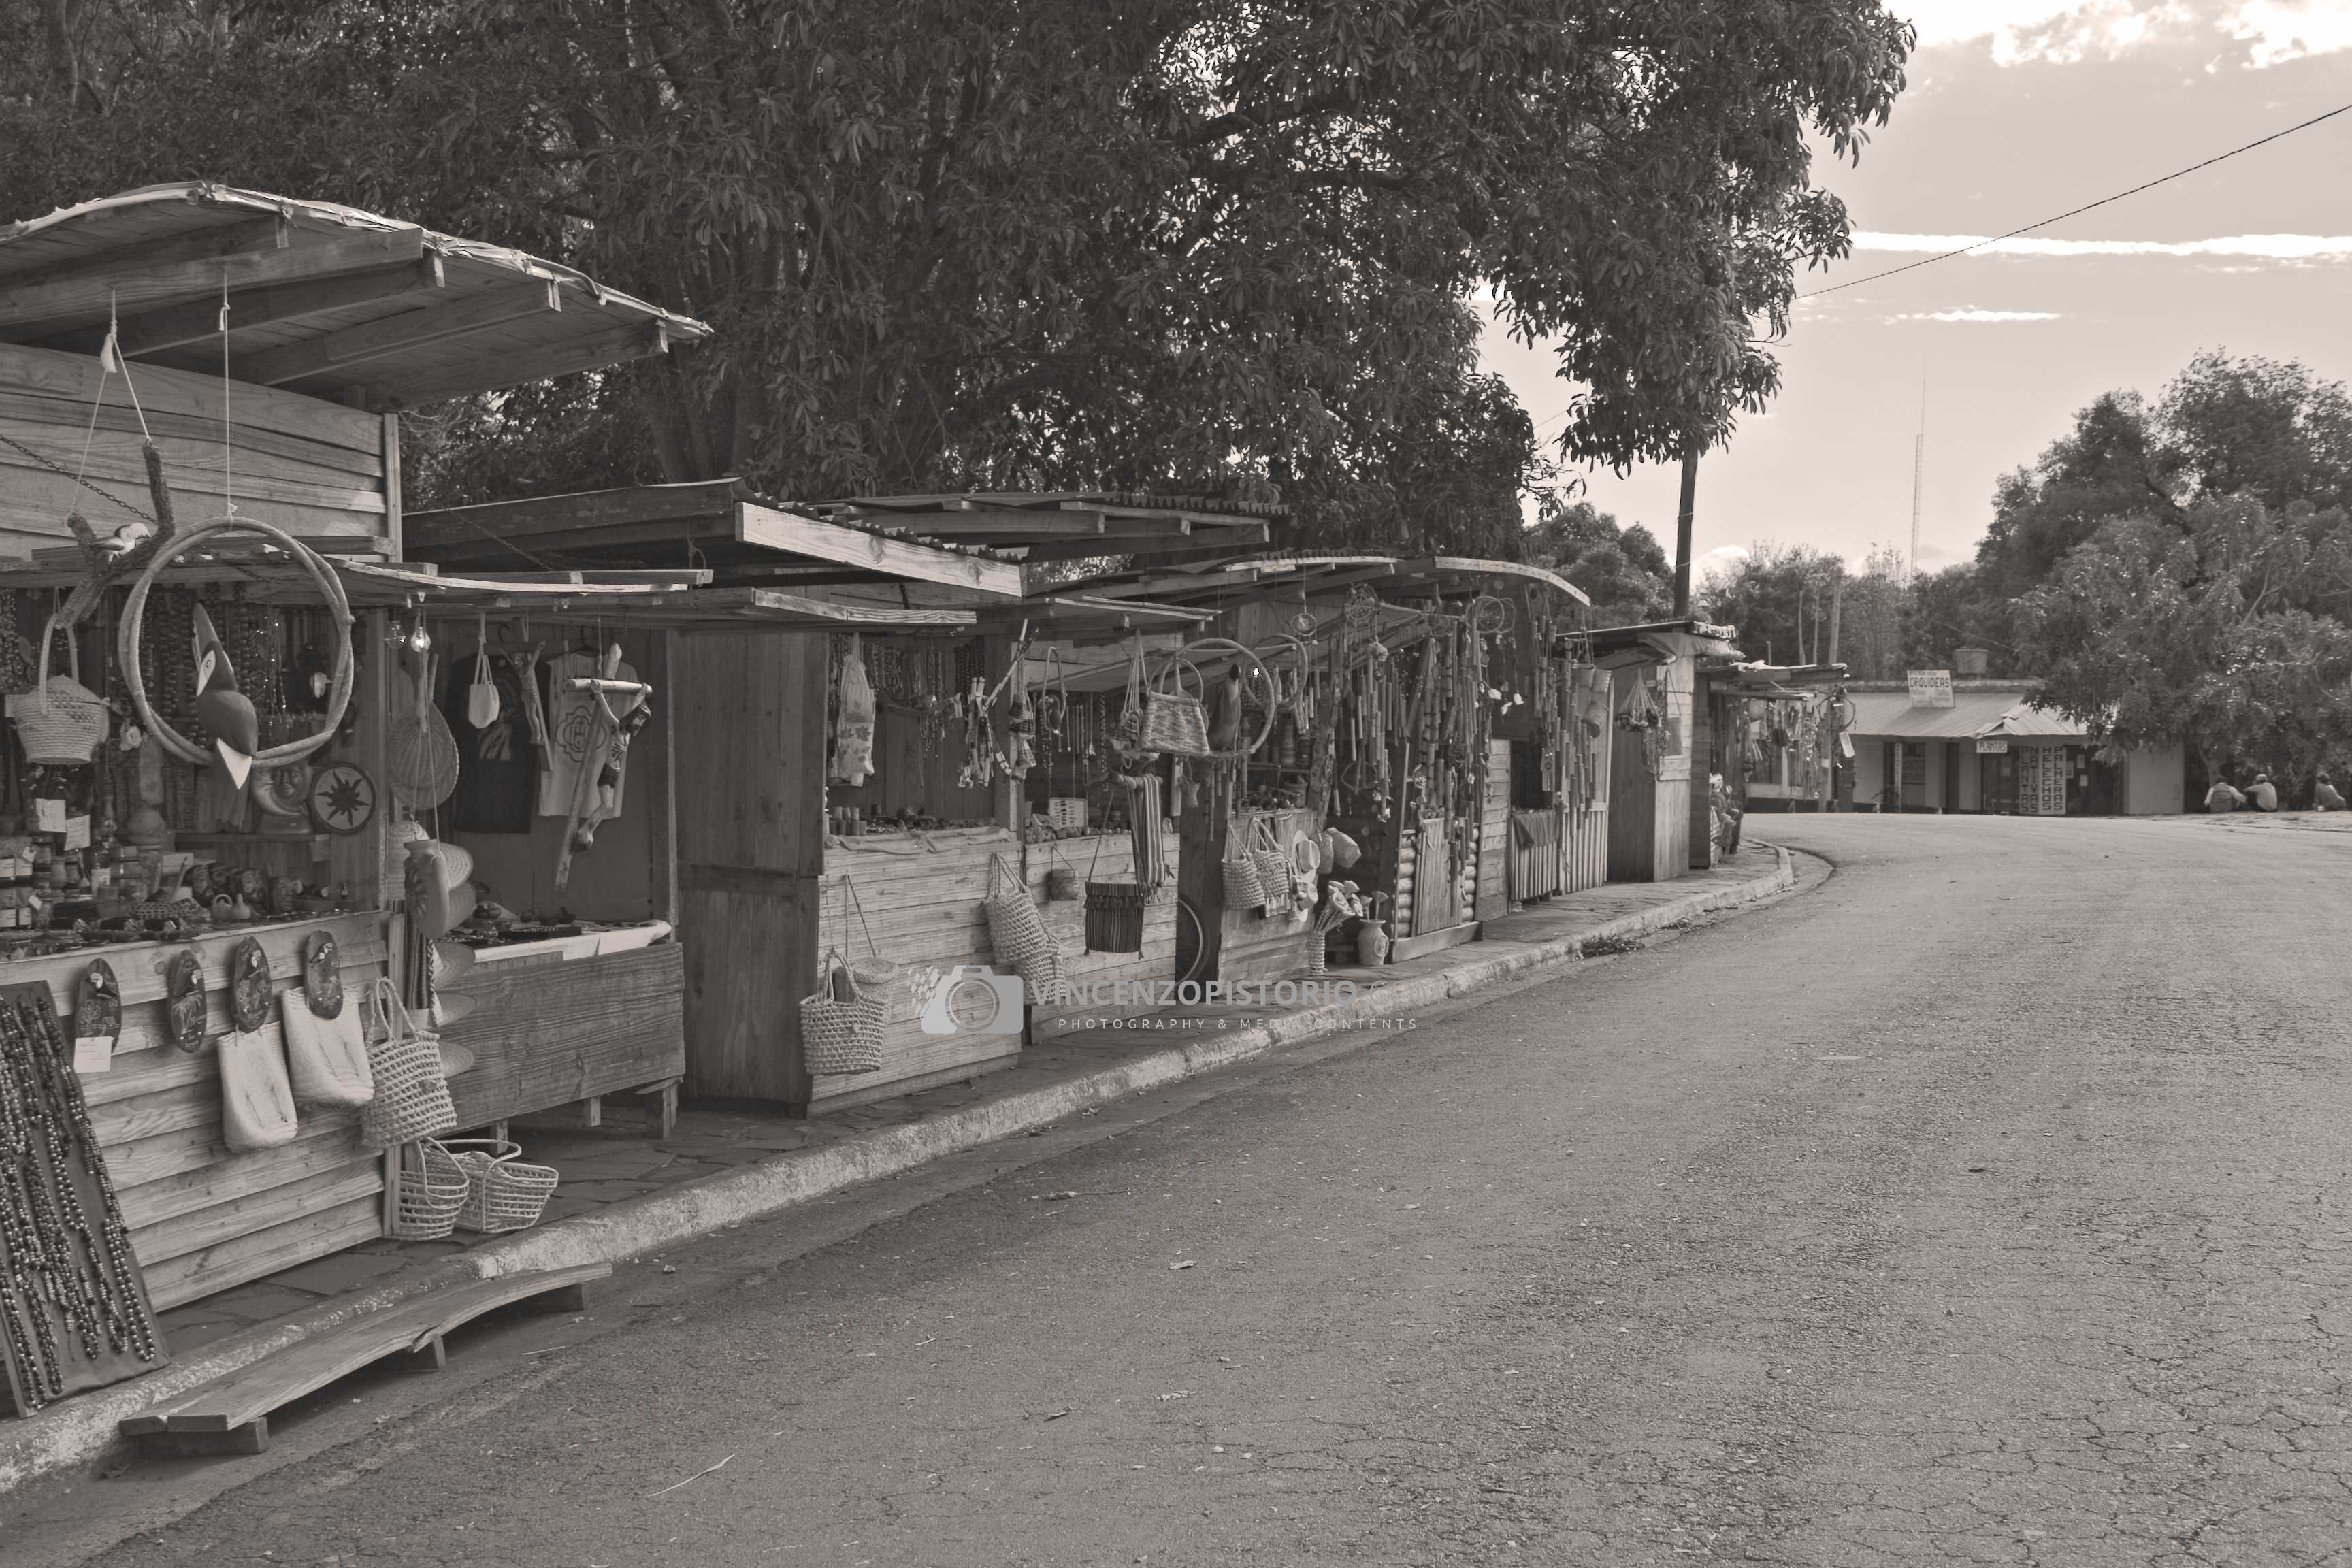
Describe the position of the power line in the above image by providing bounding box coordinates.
[1801,99,2352,299]
[1520,99,2352,440]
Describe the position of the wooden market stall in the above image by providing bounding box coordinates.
[1042,553,1592,976]
[405,487,1254,1115]
[0,182,710,1350]
[1570,621,1744,885]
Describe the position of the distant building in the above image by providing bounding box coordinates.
[1844,681,2184,816]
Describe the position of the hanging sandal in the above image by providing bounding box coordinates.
[303,928,343,1018]
[227,936,271,1034]
[164,949,205,1053]
[75,958,120,1054]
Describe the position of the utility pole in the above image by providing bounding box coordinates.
[1909,379,1926,581]
[1673,438,1699,618]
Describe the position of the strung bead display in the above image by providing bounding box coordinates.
[0,994,161,1409]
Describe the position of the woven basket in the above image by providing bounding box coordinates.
[1139,659,1211,756]
[1084,882,1149,953]
[1250,821,1290,915]
[359,979,458,1151]
[1222,847,1264,912]
[1305,937,1328,977]
[986,854,1064,991]
[446,1138,559,1233]
[19,621,108,765]
[389,1139,470,1240]
[801,958,884,1075]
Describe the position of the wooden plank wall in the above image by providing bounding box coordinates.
[1607,666,1661,883]
[813,831,1026,1112]
[673,630,826,1104]
[444,945,685,1128]
[1475,738,1509,921]
[36,912,389,1309]
[0,343,392,553]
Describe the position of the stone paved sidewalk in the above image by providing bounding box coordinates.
[157,842,1793,1355]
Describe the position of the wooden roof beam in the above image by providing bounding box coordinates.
[35,257,447,359]
[0,214,287,295]
[736,500,1025,597]
[238,276,557,387]
[370,318,673,410]
[0,228,425,337]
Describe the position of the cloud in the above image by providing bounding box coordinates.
[1895,308,2063,321]
[1900,0,2352,65]
[1852,231,2352,259]
[2229,0,2352,63]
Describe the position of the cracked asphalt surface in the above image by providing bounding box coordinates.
[41,813,2352,1565]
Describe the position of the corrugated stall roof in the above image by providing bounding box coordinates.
[1848,689,2088,740]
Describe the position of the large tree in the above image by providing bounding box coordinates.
[0,0,1912,536]
[2018,497,2352,789]
[1524,496,1671,627]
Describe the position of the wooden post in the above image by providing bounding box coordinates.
[1672,441,1699,619]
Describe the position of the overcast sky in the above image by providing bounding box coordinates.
[1479,0,2352,579]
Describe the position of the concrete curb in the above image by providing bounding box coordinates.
[1,847,1797,1499]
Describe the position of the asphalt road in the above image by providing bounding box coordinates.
[42,813,2352,1567]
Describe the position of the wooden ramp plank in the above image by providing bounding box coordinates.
[120,1265,610,1450]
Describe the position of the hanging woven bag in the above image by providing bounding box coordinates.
[17,618,110,766]
[1251,817,1290,914]
[1138,656,1211,757]
[218,1023,300,1153]
[1221,823,1266,913]
[1081,832,1148,953]
[359,977,458,1150]
[985,852,1063,993]
[280,985,372,1108]
[800,952,884,1075]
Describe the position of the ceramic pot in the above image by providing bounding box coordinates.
[1355,920,1391,966]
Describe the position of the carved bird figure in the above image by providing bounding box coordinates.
[190,603,259,789]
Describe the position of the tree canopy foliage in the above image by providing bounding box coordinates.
[0,0,1910,538]
[1523,497,1671,628]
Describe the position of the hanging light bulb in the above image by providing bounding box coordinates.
[406,614,431,656]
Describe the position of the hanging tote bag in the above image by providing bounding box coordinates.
[1251,817,1291,914]
[800,952,884,1076]
[218,1024,299,1152]
[1082,832,1149,955]
[985,853,1063,994]
[19,618,110,766]
[466,615,501,729]
[359,977,458,1151]
[280,987,372,1108]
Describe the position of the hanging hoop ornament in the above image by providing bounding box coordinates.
[117,515,355,770]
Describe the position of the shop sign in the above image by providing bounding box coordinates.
[1975,737,2009,754]
[1907,669,1955,708]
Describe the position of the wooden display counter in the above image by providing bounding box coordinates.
[7,911,389,1310]
[440,936,685,1130]
[812,828,1024,1115]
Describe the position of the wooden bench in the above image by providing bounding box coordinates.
[120,1264,608,1455]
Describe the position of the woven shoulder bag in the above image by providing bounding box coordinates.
[359,977,458,1151]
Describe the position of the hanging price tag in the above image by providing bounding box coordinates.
[73,1035,115,1075]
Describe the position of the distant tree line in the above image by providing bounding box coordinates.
[1686,350,2352,794]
